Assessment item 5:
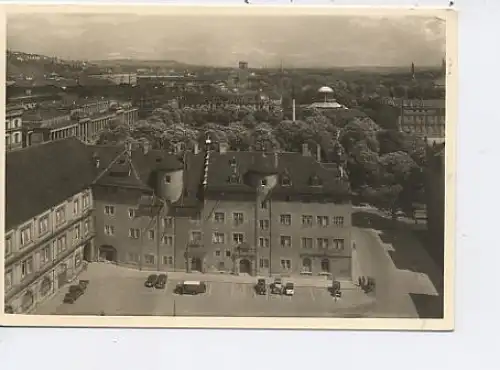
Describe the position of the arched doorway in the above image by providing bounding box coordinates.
[99,245,117,262]
[191,257,202,272]
[302,258,312,273]
[239,259,252,274]
[83,242,93,262]
[321,258,330,273]
[21,290,34,312]
[40,277,52,297]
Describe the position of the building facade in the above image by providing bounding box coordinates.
[4,139,99,314]
[89,140,353,280]
[397,99,446,144]
[5,104,24,151]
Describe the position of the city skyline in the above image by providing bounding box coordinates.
[7,13,445,68]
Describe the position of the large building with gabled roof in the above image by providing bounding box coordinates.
[4,136,354,313]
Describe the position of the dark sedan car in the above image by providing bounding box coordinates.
[255,278,267,295]
[145,274,158,288]
[155,274,167,289]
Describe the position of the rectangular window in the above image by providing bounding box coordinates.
[233,233,244,244]
[280,214,292,226]
[317,238,329,249]
[20,225,32,247]
[280,259,292,270]
[260,201,268,209]
[317,216,329,227]
[212,232,225,244]
[333,216,345,227]
[148,230,155,240]
[233,212,244,226]
[104,225,115,236]
[162,256,173,265]
[104,205,115,216]
[129,228,140,239]
[56,235,67,253]
[190,231,202,243]
[38,216,49,235]
[259,237,270,248]
[73,225,81,242]
[73,199,80,215]
[40,245,51,265]
[214,212,225,223]
[162,235,174,247]
[301,237,313,249]
[82,193,90,209]
[128,208,136,218]
[215,250,221,257]
[259,258,270,269]
[5,269,13,291]
[301,215,313,227]
[259,219,270,230]
[55,208,66,225]
[333,239,345,250]
[144,254,155,265]
[21,257,34,278]
[225,250,231,258]
[163,217,173,228]
[128,253,140,263]
[5,236,12,257]
[84,218,90,235]
[280,236,292,248]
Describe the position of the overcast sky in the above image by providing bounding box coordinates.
[7,13,446,68]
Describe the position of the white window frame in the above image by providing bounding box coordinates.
[317,216,329,227]
[190,231,202,243]
[259,237,270,248]
[317,238,329,249]
[162,235,174,247]
[280,235,292,248]
[148,230,155,240]
[129,228,140,239]
[280,214,292,226]
[232,232,244,244]
[20,224,33,247]
[5,235,13,257]
[55,206,66,226]
[104,205,115,216]
[214,212,225,224]
[333,216,345,227]
[212,232,225,244]
[259,219,270,230]
[302,215,313,227]
[73,198,80,215]
[104,225,115,236]
[21,257,34,279]
[301,237,313,249]
[38,215,49,236]
[233,212,244,226]
[144,254,155,265]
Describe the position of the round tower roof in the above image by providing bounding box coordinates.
[318,86,334,94]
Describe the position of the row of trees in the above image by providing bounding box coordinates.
[99,102,427,215]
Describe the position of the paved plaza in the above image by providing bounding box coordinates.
[34,263,375,318]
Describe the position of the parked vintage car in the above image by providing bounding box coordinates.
[144,274,158,288]
[155,274,167,289]
[270,277,283,295]
[255,278,267,295]
[63,285,85,304]
[174,281,207,295]
[283,282,295,296]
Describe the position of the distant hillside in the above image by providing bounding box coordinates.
[6,50,99,80]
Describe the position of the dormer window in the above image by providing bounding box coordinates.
[309,175,322,187]
[281,175,291,187]
[260,178,268,186]
[164,175,171,184]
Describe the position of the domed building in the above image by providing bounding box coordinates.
[307,86,347,110]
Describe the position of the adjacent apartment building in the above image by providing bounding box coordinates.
[4,139,99,314]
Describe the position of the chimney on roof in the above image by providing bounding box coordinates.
[302,143,310,156]
[219,142,229,154]
[143,140,150,155]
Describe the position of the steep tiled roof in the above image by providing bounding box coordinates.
[205,151,350,197]
[5,138,99,230]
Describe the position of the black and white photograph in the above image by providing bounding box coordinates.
[1,5,455,330]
